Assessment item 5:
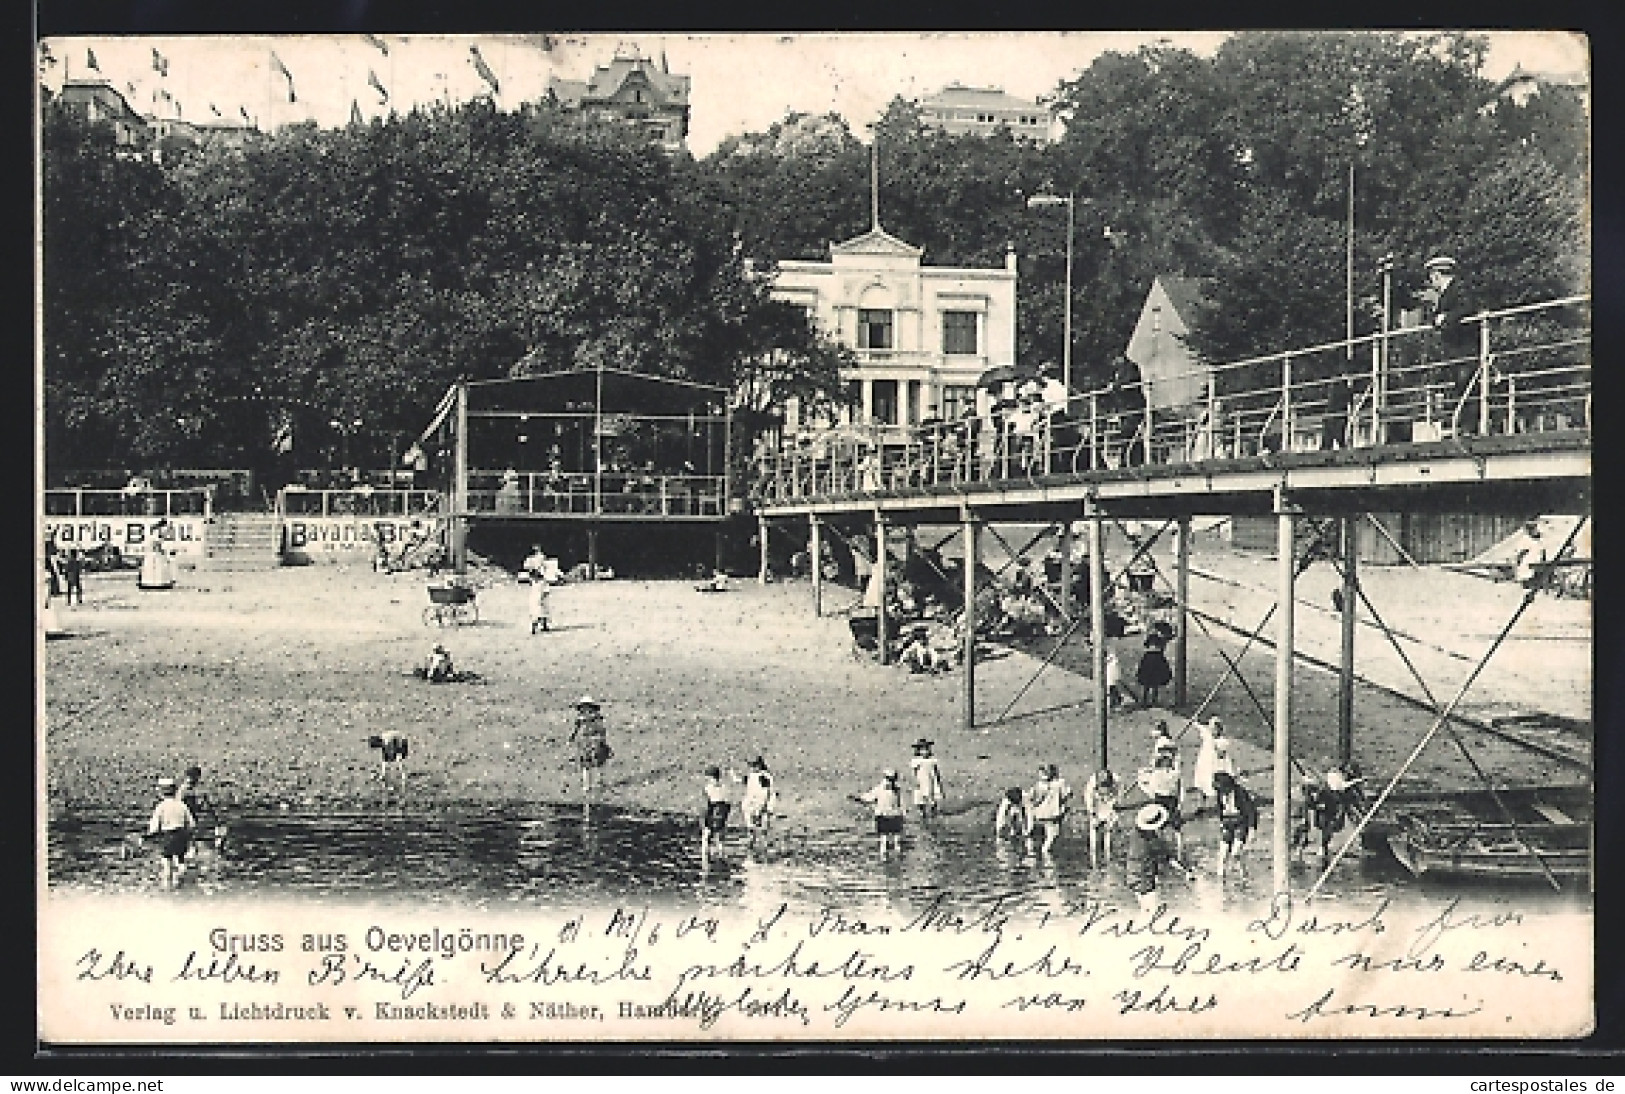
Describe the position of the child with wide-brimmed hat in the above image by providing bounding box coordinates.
[1125,802,1194,912]
[910,738,944,820]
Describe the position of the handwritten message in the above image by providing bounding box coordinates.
[40,891,1591,1042]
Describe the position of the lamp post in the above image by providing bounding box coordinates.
[1027,191,1075,397]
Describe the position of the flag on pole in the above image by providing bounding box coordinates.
[350,99,363,126]
[270,51,296,103]
[368,68,389,103]
[151,47,168,76]
[85,48,100,71]
[270,408,295,455]
[240,105,253,123]
[210,103,223,117]
[470,45,499,96]
[363,33,390,56]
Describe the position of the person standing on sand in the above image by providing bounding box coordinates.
[855,768,906,857]
[910,739,944,820]
[740,756,778,850]
[569,697,611,794]
[146,777,196,890]
[529,575,552,634]
[62,547,84,606]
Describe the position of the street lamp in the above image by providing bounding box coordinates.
[1027,192,1075,396]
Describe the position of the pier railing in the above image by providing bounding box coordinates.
[753,295,1590,502]
[277,488,444,518]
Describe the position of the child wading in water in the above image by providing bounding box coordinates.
[700,765,739,865]
[1212,770,1259,877]
[1125,803,1195,912]
[1082,768,1121,869]
[569,696,612,794]
[146,777,196,889]
[855,769,906,856]
[993,788,1032,854]
[910,739,944,820]
[740,756,778,851]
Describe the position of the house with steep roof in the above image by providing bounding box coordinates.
[1125,275,1215,409]
[917,83,1057,143]
[771,221,1018,434]
[546,44,691,152]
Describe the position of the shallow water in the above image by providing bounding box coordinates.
[47,800,1592,920]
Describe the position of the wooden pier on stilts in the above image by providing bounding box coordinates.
[750,295,1590,898]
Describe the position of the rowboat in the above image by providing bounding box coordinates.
[1360,783,1592,884]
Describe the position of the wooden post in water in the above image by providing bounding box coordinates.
[810,515,823,617]
[757,515,770,585]
[1338,514,1359,766]
[1174,514,1191,708]
[1087,500,1108,771]
[875,512,890,665]
[962,508,978,731]
[1273,489,1299,895]
[586,525,599,581]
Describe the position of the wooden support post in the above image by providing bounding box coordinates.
[586,525,599,581]
[962,509,978,732]
[1087,501,1108,771]
[1338,514,1358,766]
[810,515,823,617]
[1174,514,1191,709]
[1059,520,1075,621]
[757,515,770,585]
[875,512,890,665]
[714,530,724,574]
[1272,490,1299,896]
[451,382,469,573]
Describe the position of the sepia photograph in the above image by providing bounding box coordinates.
[35,29,1593,1045]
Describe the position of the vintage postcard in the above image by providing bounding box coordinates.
[37,30,1592,1044]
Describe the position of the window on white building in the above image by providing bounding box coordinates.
[872,380,899,425]
[942,311,979,355]
[858,309,894,350]
[940,384,977,422]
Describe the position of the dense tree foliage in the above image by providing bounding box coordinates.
[43,32,1585,478]
[42,98,848,478]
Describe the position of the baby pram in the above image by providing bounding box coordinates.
[423,580,478,627]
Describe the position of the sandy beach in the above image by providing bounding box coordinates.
[43,543,1588,837]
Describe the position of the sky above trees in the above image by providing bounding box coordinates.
[37,31,1586,155]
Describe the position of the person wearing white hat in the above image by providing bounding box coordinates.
[854,768,905,857]
[146,776,197,890]
[568,696,611,793]
[1125,803,1194,912]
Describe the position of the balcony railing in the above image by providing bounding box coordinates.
[43,488,213,519]
[277,488,444,518]
[464,471,727,518]
[752,294,1590,503]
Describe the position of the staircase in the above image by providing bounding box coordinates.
[200,512,283,571]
